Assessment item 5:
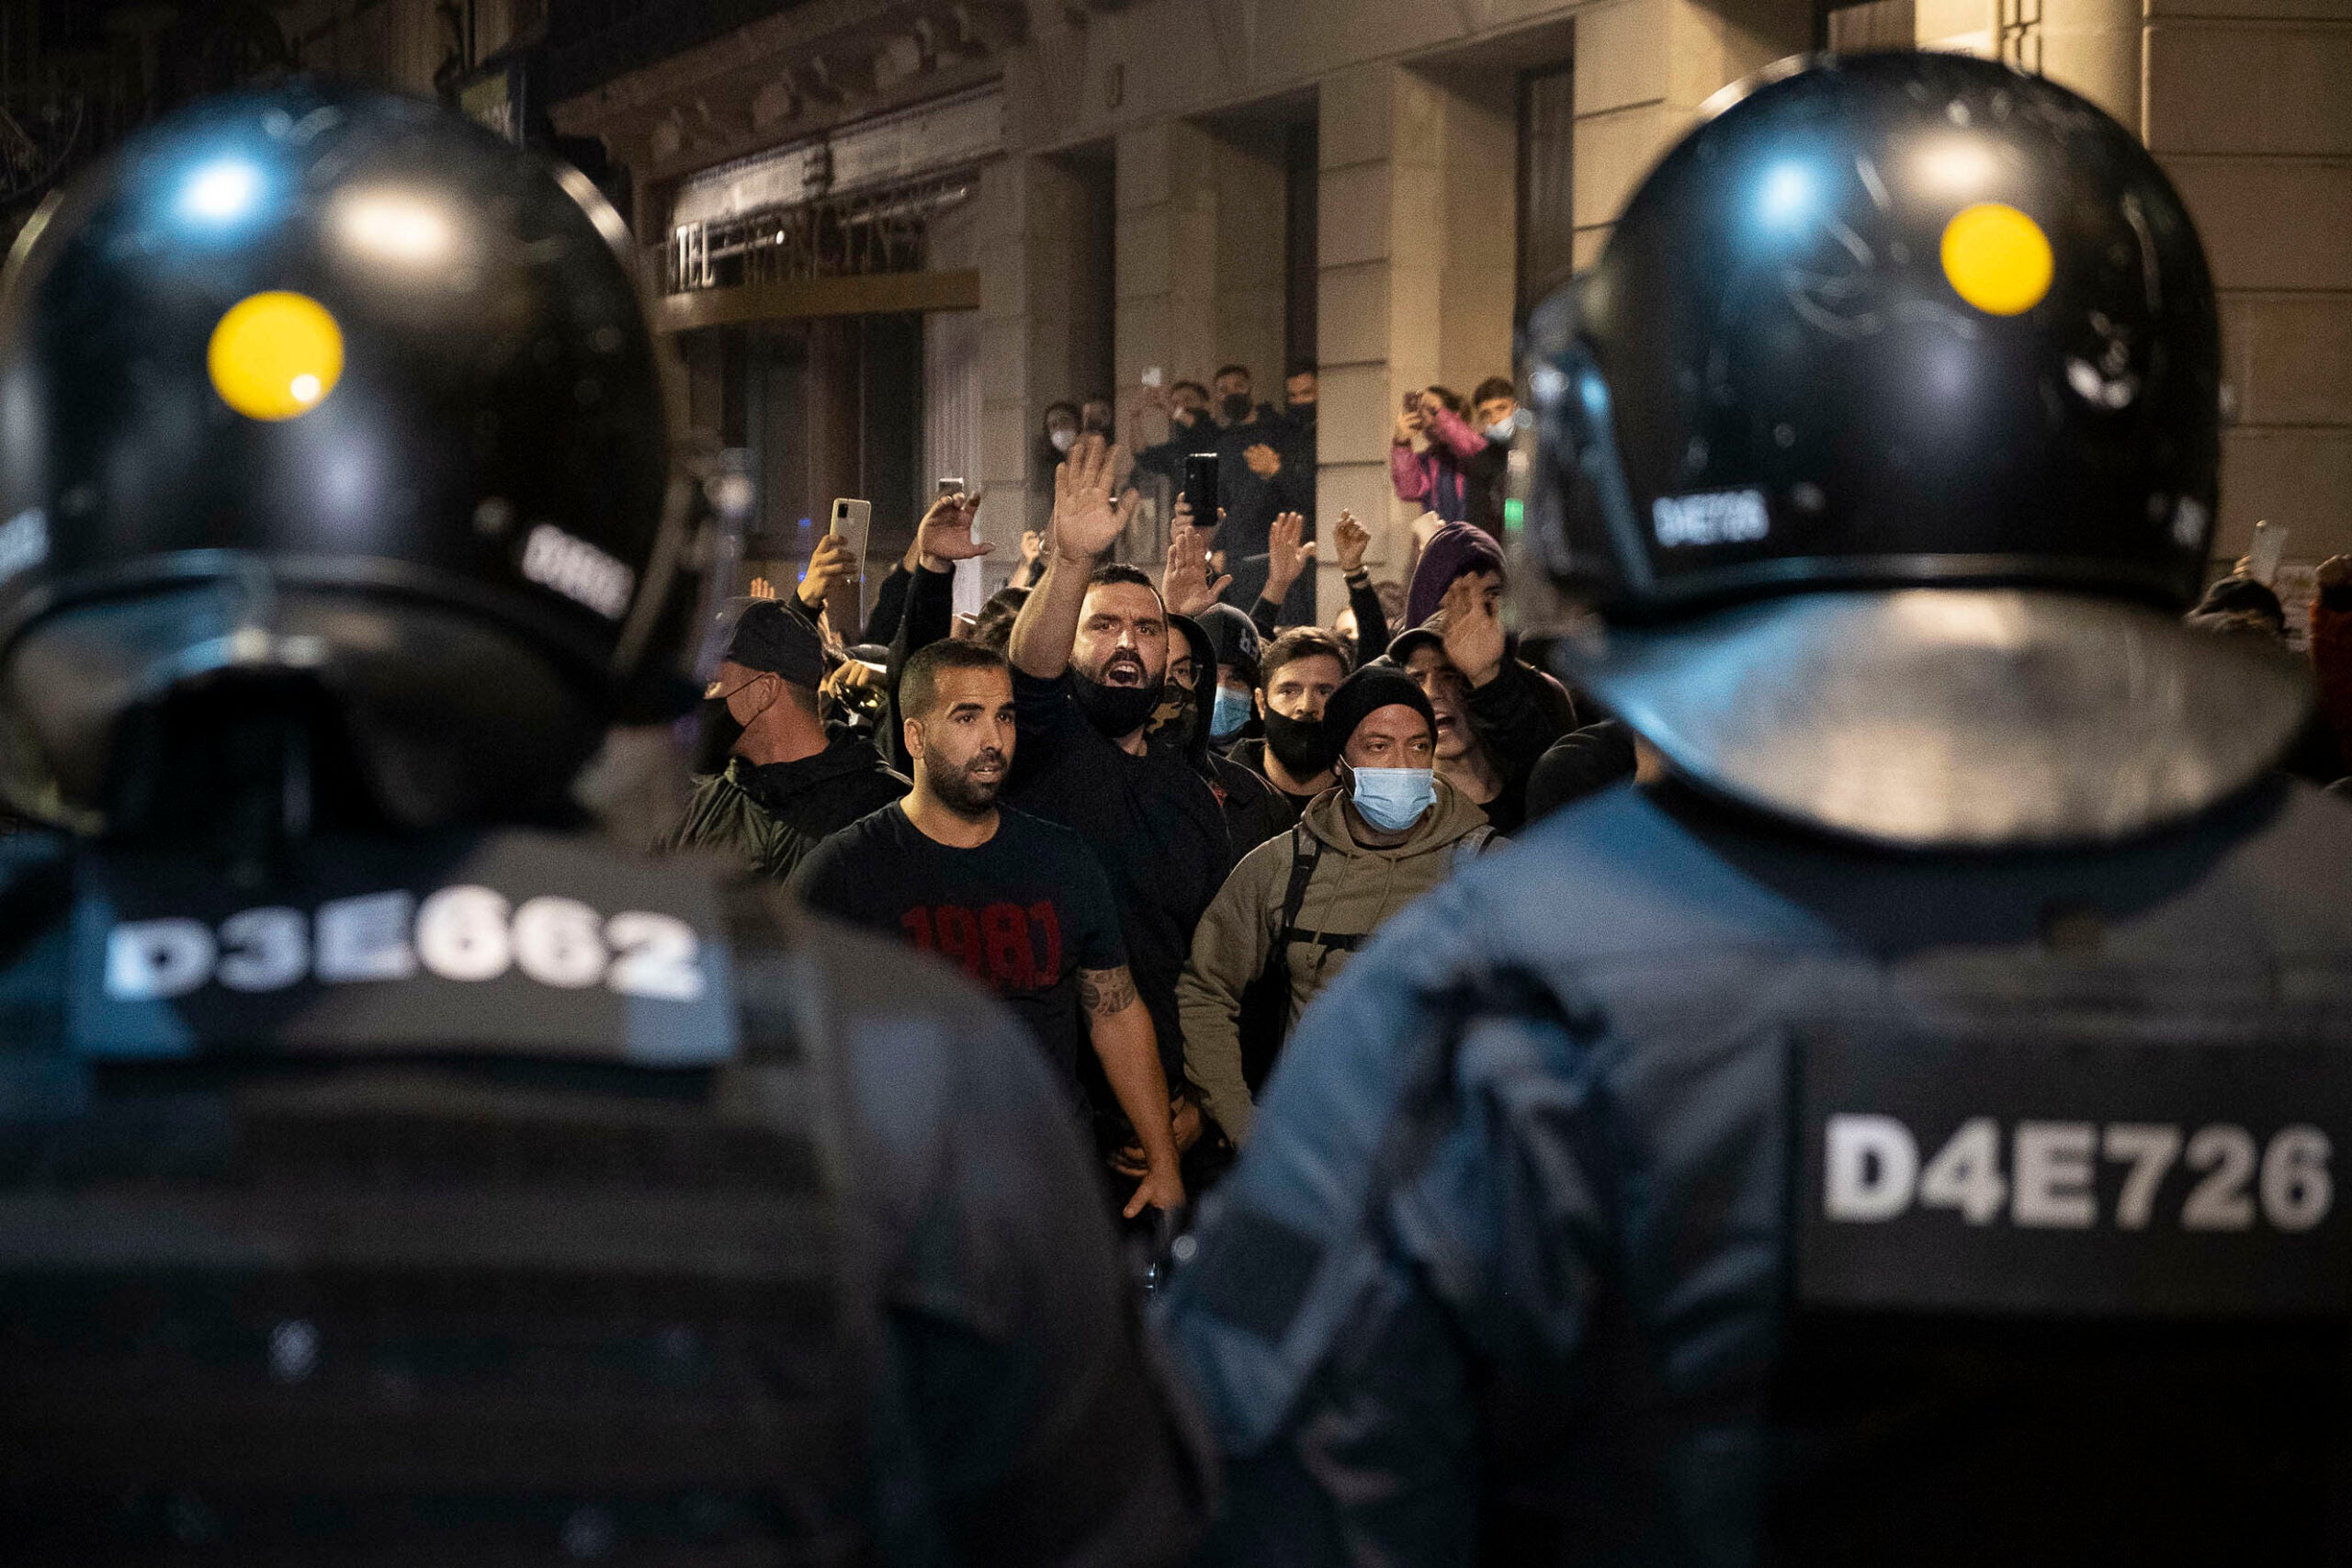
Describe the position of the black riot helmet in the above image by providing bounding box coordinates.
[0,84,702,835]
[1519,52,2308,848]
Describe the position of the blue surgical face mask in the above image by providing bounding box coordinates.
[1210,685,1251,743]
[1351,767,1436,831]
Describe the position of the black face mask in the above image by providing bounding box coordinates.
[1172,406,1207,432]
[690,694,744,776]
[1150,682,1199,750]
[1261,708,1334,780]
[1219,392,1253,424]
[1071,668,1166,740]
[1291,401,1316,430]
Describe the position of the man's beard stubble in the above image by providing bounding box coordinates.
[929,750,1006,818]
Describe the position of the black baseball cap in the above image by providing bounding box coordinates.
[721,599,827,689]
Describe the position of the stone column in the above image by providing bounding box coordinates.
[975,159,1037,568]
[2146,0,2352,565]
[975,155,1113,564]
[1114,120,1222,421]
[2032,0,2143,128]
[1573,0,1813,266]
[1316,62,1445,618]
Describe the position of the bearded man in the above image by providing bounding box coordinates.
[791,638,1184,1218]
[997,435,1229,1192]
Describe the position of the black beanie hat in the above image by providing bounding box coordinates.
[1324,664,1436,756]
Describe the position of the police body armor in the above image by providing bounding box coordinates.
[0,827,876,1562]
[0,81,1208,1568]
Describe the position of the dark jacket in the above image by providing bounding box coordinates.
[1172,613,1300,866]
[1163,776,2352,1565]
[1523,719,1639,823]
[1463,653,1577,831]
[661,741,907,881]
[1216,416,1315,621]
[1224,737,1319,819]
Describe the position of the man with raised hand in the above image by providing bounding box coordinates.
[1006,434,1229,1200]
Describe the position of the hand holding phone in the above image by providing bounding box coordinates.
[1182,452,1219,537]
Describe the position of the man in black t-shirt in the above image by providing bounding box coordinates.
[793,638,1184,1219]
[1004,439,1231,1116]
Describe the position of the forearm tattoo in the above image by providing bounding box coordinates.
[1079,964,1137,1017]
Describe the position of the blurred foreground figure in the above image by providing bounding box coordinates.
[1162,53,2352,1565]
[0,85,1204,1564]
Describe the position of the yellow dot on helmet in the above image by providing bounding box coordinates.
[1940,202,2053,317]
[207,291,345,421]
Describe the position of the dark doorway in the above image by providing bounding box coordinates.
[1284,118,1320,376]
[1517,62,1577,310]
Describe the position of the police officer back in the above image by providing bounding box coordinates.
[1160,52,2352,1565]
[0,85,1206,1563]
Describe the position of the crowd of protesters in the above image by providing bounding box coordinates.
[654,356,2352,1228]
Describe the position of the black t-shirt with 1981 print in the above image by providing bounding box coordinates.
[789,803,1126,1090]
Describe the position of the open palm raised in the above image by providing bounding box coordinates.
[1051,434,1137,560]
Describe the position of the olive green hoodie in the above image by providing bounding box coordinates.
[1178,776,1497,1144]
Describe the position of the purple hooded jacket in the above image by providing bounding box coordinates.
[1406,522,1507,630]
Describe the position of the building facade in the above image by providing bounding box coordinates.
[244,0,2352,616]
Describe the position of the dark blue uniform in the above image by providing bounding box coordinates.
[1161,779,2352,1564]
[0,828,1209,1565]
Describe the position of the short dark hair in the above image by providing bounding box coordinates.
[1044,400,1079,423]
[901,639,1011,723]
[971,584,1027,651]
[1170,378,1209,400]
[1213,364,1251,384]
[1261,626,1352,686]
[1472,376,1515,407]
[1426,384,1467,417]
[1285,360,1318,379]
[1089,561,1160,600]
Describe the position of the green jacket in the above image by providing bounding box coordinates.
[1176,778,1496,1144]
[658,744,908,881]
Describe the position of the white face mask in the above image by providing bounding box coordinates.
[1049,427,1077,453]
[1484,418,1515,443]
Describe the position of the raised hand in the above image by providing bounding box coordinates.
[917,489,991,570]
[1333,509,1371,575]
[1244,441,1282,479]
[797,531,858,612]
[1262,511,1315,604]
[747,575,777,601]
[1163,497,1231,618]
[1050,434,1137,563]
[1019,529,1044,566]
[1439,572,1507,688]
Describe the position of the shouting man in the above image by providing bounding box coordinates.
[1004,434,1229,1193]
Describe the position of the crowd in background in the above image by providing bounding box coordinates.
[651,355,2352,1230]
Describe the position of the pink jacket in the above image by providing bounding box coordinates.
[1388,404,1490,523]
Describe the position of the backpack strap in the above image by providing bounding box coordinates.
[1452,824,1498,869]
[1270,828,1323,959]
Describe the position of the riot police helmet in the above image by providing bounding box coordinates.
[0,83,699,833]
[1519,52,2307,847]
